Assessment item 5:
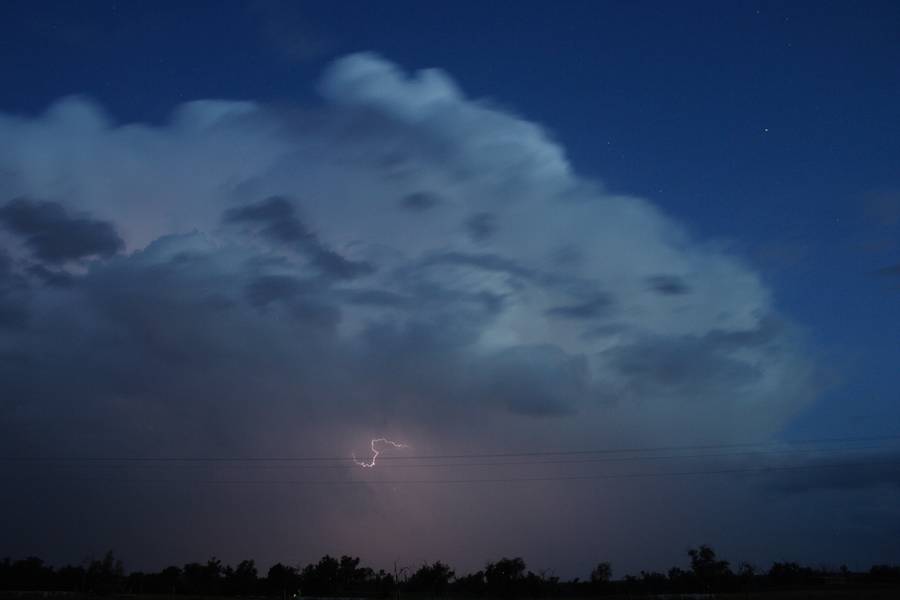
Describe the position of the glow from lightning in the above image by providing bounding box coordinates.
[353,437,409,468]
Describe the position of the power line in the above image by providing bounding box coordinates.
[8,444,890,471]
[10,458,900,486]
[2,433,899,464]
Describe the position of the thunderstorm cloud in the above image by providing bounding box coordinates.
[0,53,831,573]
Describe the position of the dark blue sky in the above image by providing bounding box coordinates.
[1,0,899,573]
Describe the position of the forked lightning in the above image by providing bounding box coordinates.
[353,438,409,468]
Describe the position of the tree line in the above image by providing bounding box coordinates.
[2,546,900,597]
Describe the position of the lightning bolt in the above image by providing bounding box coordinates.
[353,437,409,468]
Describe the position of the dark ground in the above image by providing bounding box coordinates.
[4,592,900,600]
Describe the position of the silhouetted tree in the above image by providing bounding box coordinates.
[869,564,900,584]
[372,570,396,599]
[300,555,341,596]
[451,570,485,598]
[589,562,611,585]
[183,557,223,595]
[522,570,559,598]
[768,561,814,587]
[159,565,182,595]
[338,555,373,594]
[639,571,667,595]
[226,559,258,596]
[1,557,54,591]
[408,562,455,597]
[267,563,299,600]
[126,571,147,594]
[735,561,757,593]
[665,566,692,593]
[2,551,900,599]
[485,558,526,599]
[687,545,731,591]
[85,551,125,594]
[56,564,87,592]
[589,561,611,594]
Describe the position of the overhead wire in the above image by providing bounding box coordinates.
[3,443,889,471]
[2,432,899,487]
[8,458,900,486]
[2,433,898,464]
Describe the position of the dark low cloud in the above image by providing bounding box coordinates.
[864,190,900,227]
[479,345,587,416]
[246,274,307,307]
[606,335,761,397]
[342,288,413,308]
[313,246,375,280]
[0,247,28,329]
[0,247,10,278]
[464,212,498,242]
[223,196,374,279]
[876,263,900,278]
[27,264,75,287]
[245,276,340,329]
[0,292,28,330]
[766,452,900,493]
[400,191,441,212]
[596,320,796,410]
[550,244,584,267]
[0,198,123,264]
[422,251,536,280]
[647,274,690,295]
[224,196,303,243]
[545,294,613,320]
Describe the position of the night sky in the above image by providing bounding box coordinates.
[1,0,899,578]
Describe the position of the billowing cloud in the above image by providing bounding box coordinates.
[0,53,834,573]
